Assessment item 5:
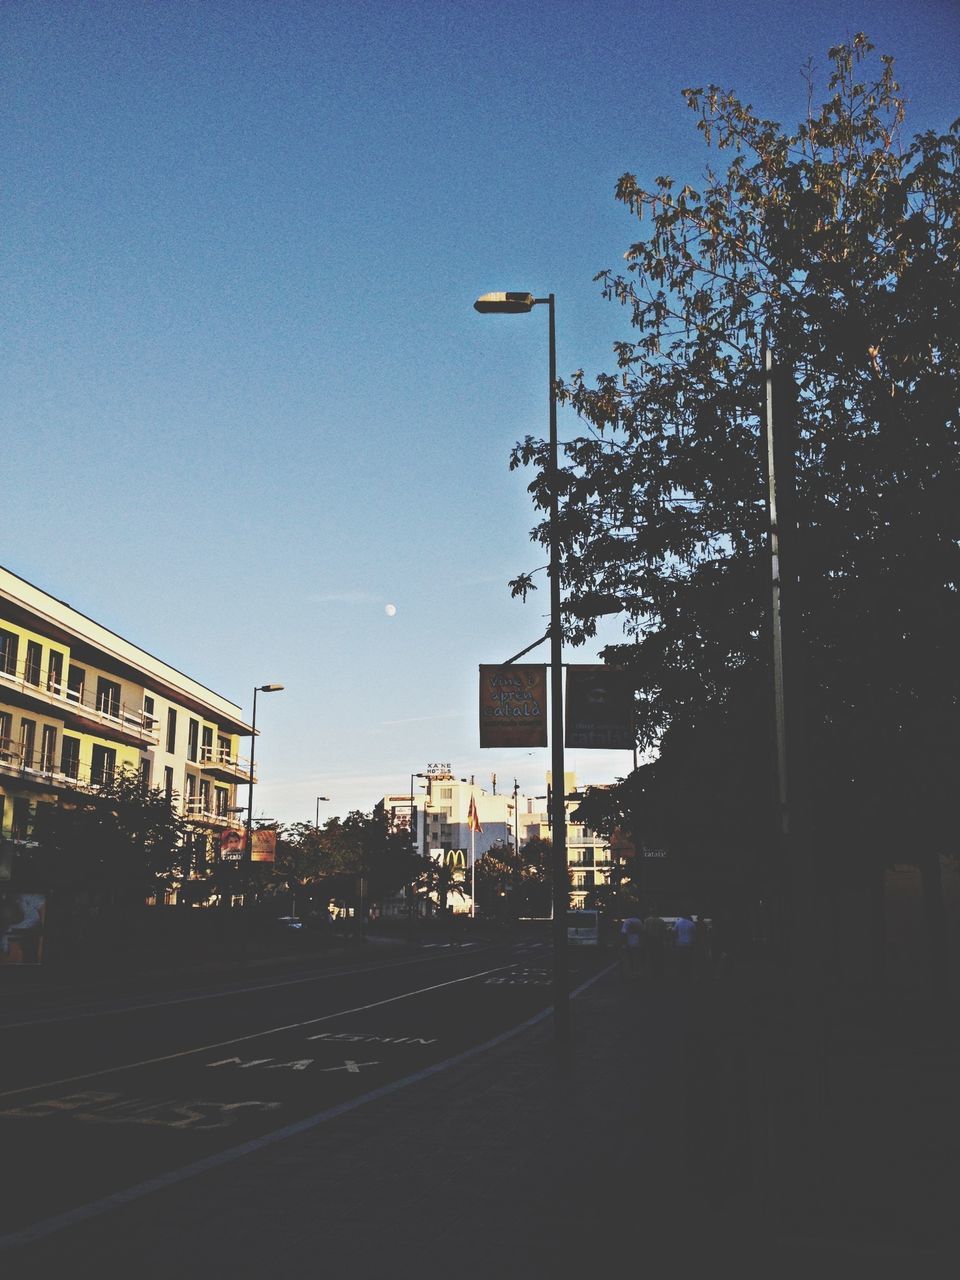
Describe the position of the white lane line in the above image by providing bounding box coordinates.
[0,948,498,1030]
[0,964,516,1102]
[0,962,616,1252]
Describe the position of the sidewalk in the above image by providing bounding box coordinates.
[10,958,958,1276]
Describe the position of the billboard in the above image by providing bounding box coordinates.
[0,892,46,966]
[479,664,548,748]
[219,828,246,861]
[251,829,277,863]
[564,665,634,750]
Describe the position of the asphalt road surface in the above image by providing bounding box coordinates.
[0,938,610,1247]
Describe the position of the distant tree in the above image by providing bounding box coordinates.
[512,36,959,978]
[255,805,423,916]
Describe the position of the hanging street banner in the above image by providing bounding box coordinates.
[251,829,277,863]
[479,664,548,748]
[564,665,634,750]
[609,828,637,861]
[220,828,246,861]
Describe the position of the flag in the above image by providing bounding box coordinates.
[467,795,483,834]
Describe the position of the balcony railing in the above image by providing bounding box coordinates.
[0,662,159,744]
[184,797,244,828]
[198,746,253,782]
[0,736,120,792]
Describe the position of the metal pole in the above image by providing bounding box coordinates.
[546,293,569,1045]
[243,686,258,910]
[470,790,476,919]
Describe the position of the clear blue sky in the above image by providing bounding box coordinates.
[3,0,958,824]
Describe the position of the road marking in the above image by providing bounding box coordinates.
[0,962,616,1252]
[0,963,514,1102]
[0,1091,282,1130]
[305,1032,436,1045]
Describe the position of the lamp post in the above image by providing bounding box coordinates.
[242,683,284,909]
[474,290,569,1044]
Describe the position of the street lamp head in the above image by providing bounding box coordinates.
[257,683,284,693]
[474,291,536,314]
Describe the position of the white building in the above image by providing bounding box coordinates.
[380,766,613,914]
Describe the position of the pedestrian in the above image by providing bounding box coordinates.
[619,911,644,979]
[642,908,667,979]
[672,913,697,978]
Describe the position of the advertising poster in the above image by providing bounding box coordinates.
[251,829,277,863]
[479,664,548,748]
[219,828,246,861]
[0,892,46,966]
[564,665,634,750]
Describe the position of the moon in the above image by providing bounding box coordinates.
[385,603,397,617]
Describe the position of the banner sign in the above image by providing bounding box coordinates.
[479,664,548,748]
[220,828,246,861]
[564,665,634,750]
[609,828,637,860]
[251,829,277,863]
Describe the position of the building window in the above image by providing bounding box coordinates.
[24,641,42,686]
[11,796,31,840]
[96,677,121,719]
[47,650,64,694]
[90,744,116,786]
[143,695,156,730]
[0,710,12,758]
[67,665,85,704]
[0,629,19,677]
[187,718,199,763]
[215,786,228,816]
[139,757,151,789]
[19,719,36,768]
[164,766,174,801]
[166,708,177,754]
[40,725,57,772]
[217,734,231,763]
[199,779,210,814]
[60,735,80,779]
[201,725,213,761]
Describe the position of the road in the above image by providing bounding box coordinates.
[0,937,609,1246]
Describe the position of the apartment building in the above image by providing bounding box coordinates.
[0,566,252,893]
[517,773,614,911]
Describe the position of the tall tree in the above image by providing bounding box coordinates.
[512,37,959,944]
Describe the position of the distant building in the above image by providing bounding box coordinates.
[0,565,253,900]
[380,767,613,915]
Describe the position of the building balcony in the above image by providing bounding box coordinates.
[198,746,253,784]
[0,666,160,747]
[183,798,244,829]
[0,738,115,795]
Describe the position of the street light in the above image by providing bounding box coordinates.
[242,683,284,909]
[315,796,330,829]
[474,288,569,1045]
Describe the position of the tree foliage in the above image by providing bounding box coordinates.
[256,805,425,909]
[513,36,959,877]
[29,768,190,902]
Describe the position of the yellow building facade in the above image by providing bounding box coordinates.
[0,566,253,897]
